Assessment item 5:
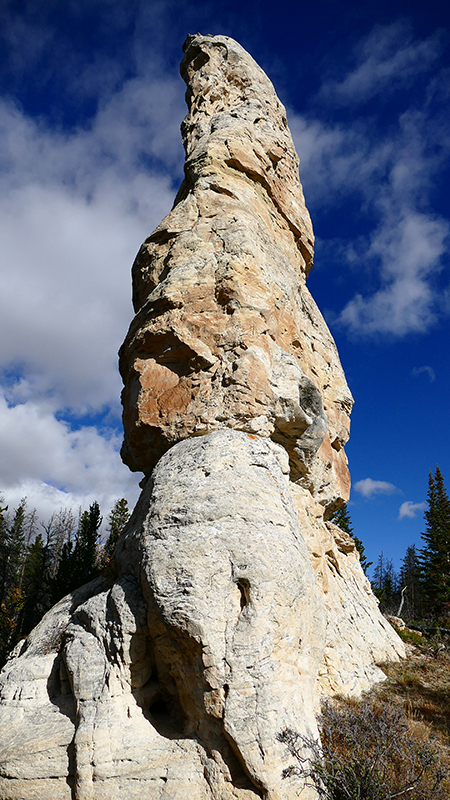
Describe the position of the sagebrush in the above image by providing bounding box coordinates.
[278,696,448,799]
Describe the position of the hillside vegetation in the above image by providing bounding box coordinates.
[280,623,450,799]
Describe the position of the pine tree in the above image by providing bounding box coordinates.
[101,499,130,578]
[0,500,27,664]
[329,504,372,574]
[72,501,102,586]
[0,499,10,610]
[41,508,75,582]
[14,533,47,639]
[372,552,398,611]
[329,505,353,535]
[51,537,75,604]
[52,502,102,602]
[0,500,26,607]
[420,466,450,617]
[399,544,422,619]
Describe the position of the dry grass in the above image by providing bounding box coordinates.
[279,624,450,798]
[375,628,450,749]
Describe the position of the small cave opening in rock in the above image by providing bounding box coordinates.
[136,674,186,740]
[130,633,187,740]
[46,654,76,723]
[148,694,181,737]
[237,578,250,610]
[190,48,210,72]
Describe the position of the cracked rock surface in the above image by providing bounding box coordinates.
[119,33,353,510]
[0,34,405,800]
[0,432,404,800]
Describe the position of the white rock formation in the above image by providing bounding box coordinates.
[0,33,404,800]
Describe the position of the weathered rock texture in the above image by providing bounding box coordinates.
[119,33,352,511]
[0,34,404,800]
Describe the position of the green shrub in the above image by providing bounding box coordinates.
[396,627,424,647]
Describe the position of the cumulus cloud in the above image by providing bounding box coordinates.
[0,82,184,410]
[398,501,427,520]
[354,478,399,499]
[320,21,443,106]
[338,212,448,335]
[411,365,436,382]
[0,388,141,526]
[0,55,185,519]
[292,27,450,339]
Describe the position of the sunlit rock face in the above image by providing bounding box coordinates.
[0,34,405,800]
[119,33,353,512]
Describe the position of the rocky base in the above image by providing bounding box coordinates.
[0,432,404,800]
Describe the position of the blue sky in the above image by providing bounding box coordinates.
[0,0,449,572]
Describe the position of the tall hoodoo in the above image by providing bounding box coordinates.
[119,33,352,510]
[0,35,404,800]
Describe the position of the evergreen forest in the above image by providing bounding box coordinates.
[333,466,450,626]
[0,496,129,669]
[1,466,449,670]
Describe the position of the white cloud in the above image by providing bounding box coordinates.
[411,365,436,382]
[338,212,448,335]
[0,67,185,520]
[292,35,450,339]
[292,115,387,207]
[398,501,427,520]
[320,21,442,106]
[354,478,399,499]
[0,86,183,410]
[0,388,141,526]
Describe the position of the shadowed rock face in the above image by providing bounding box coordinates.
[0,35,405,800]
[119,33,353,511]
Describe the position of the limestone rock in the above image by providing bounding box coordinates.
[0,33,405,800]
[385,615,406,631]
[0,432,325,800]
[0,432,404,800]
[119,33,353,510]
[117,430,326,798]
[289,485,405,696]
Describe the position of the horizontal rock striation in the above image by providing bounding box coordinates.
[0,34,405,800]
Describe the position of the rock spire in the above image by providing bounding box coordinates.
[119,33,352,511]
[0,34,404,800]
